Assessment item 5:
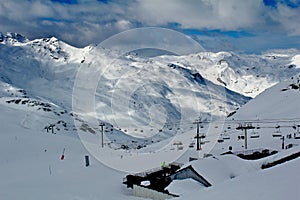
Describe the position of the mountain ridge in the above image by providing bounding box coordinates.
[0,32,299,148]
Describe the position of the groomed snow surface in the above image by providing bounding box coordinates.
[1,103,299,200]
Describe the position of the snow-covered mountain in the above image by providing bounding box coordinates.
[1,32,300,200]
[170,74,300,199]
[0,32,299,149]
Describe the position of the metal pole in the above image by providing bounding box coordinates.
[196,121,200,150]
[85,155,90,167]
[101,125,104,148]
[99,123,105,148]
[244,128,247,149]
[193,119,202,151]
[236,123,254,150]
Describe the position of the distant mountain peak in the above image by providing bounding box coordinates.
[0,32,29,45]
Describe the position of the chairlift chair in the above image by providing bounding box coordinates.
[294,132,300,139]
[238,134,245,140]
[217,135,224,143]
[217,138,224,143]
[189,143,194,148]
[222,134,230,140]
[294,124,300,139]
[250,130,260,138]
[272,125,282,137]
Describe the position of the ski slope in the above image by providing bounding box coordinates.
[0,104,135,200]
[210,74,300,155]
[0,32,300,199]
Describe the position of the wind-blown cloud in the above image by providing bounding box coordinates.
[0,0,299,52]
[135,0,264,30]
[134,0,300,35]
[0,0,135,46]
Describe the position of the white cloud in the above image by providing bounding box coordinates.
[133,0,300,35]
[270,3,300,35]
[0,0,299,49]
[0,0,135,43]
[133,0,266,30]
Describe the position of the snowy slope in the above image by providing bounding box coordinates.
[171,150,300,200]
[1,32,300,199]
[0,103,133,200]
[0,32,250,147]
[168,67,300,200]
[210,73,300,155]
[167,49,300,97]
[0,32,299,166]
[0,32,298,137]
[1,95,299,200]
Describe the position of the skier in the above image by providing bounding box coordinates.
[161,161,166,168]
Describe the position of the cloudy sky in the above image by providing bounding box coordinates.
[0,0,299,53]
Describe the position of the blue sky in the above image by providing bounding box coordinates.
[0,0,299,53]
[263,0,300,8]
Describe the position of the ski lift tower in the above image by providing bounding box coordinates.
[236,123,255,149]
[193,119,202,151]
[99,122,105,148]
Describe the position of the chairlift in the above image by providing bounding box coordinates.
[250,130,260,138]
[218,133,230,142]
[189,143,194,148]
[238,134,245,140]
[222,134,230,140]
[272,133,282,137]
[200,134,206,139]
[294,125,300,139]
[294,132,300,139]
[177,146,184,151]
[173,141,183,146]
[272,126,282,137]
[272,133,282,138]
[217,138,224,143]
